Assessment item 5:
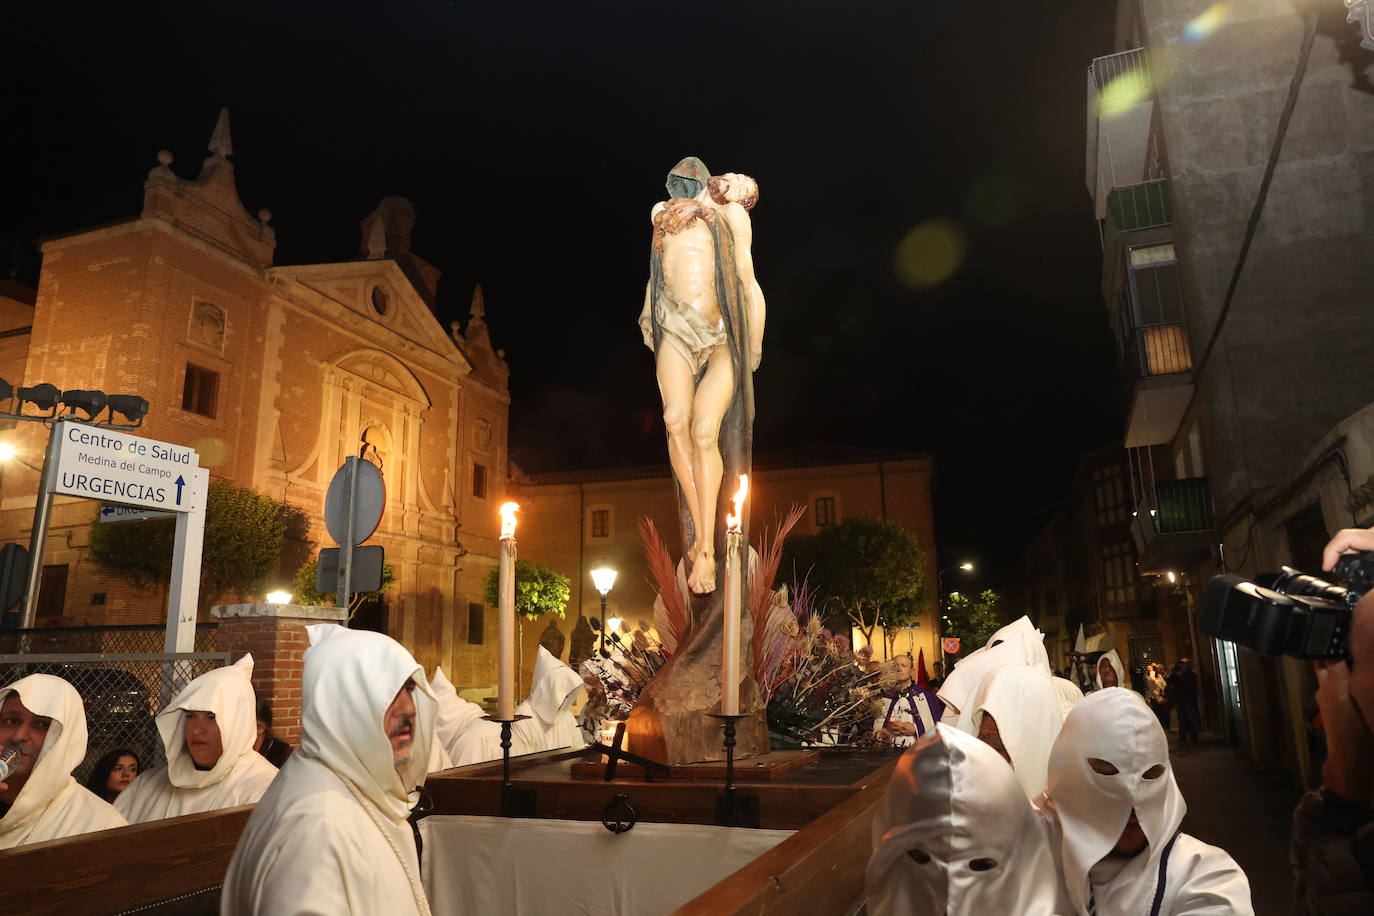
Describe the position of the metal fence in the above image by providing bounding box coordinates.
[0,625,228,784]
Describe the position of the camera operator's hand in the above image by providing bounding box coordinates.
[1322,528,1374,571]
[1315,658,1374,806]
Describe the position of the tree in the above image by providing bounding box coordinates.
[482,560,571,622]
[291,555,396,618]
[88,479,307,609]
[777,514,928,651]
[943,589,1004,658]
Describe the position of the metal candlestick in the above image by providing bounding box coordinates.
[708,713,759,828]
[482,714,536,817]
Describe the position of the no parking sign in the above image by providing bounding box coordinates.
[942,637,961,654]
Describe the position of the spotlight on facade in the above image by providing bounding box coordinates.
[1166,571,1178,585]
[105,394,150,427]
[0,443,15,462]
[265,590,293,605]
[17,383,59,417]
[61,388,108,422]
[959,561,974,571]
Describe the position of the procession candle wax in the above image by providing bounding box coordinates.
[497,501,519,721]
[722,474,749,717]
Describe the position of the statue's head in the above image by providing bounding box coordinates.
[708,173,759,210]
[666,157,711,199]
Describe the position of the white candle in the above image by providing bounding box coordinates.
[498,502,519,720]
[722,475,749,716]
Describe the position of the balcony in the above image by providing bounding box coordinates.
[1107,179,1171,233]
[1086,48,1155,219]
[1131,477,1215,573]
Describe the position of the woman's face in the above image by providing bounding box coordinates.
[106,755,138,794]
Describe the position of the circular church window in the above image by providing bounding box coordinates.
[371,286,389,315]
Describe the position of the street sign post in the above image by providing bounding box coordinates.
[323,457,385,618]
[99,504,175,523]
[20,420,209,653]
[942,637,961,655]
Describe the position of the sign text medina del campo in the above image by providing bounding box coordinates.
[52,423,207,513]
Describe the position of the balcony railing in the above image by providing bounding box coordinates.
[1108,179,1171,233]
[1136,321,1193,377]
[1086,47,1155,216]
[1088,47,1152,98]
[1147,478,1215,535]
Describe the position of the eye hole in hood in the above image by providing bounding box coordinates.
[1088,757,1120,775]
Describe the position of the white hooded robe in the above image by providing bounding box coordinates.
[1094,649,1129,692]
[221,625,437,916]
[1040,688,1253,915]
[510,646,585,756]
[967,665,1064,801]
[429,665,490,765]
[116,654,278,824]
[865,724,1066,915]
[0,674,126,848]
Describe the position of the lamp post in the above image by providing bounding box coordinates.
[591,567,617,657]
[937,562,974,674]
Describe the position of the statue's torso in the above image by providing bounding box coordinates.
[659,219,722,328]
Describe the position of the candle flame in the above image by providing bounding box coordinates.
[499,501,519,539]
[726,474,749,533]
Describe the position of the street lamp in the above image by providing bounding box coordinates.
[936,561,975,674]
[590,567,617,657]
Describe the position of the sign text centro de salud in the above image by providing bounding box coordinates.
[52,422,206,513]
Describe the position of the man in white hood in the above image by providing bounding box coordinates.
[0,674,126,847]
[1094,649,1128,692]
[222,626,436,915]
[1040,688,1252,915]
[428,666,492,766]
[865,724,1066,915]
[939,615,1082,727]
[117,655,278,823]
[967,665,1064,801]
[510,646,585,755]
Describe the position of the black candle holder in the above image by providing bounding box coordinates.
[708,713,759,828]
[482,714,536,817]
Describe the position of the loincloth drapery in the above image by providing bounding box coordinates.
[639,289,727,376]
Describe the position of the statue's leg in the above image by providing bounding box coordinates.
[685,345,734,594]
[655,344,704,558]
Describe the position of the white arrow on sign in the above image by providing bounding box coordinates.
[51,421,207,513]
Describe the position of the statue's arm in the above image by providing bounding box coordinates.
[725,206,765,371]
[640,203,667,353]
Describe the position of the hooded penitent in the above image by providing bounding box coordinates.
[939,615,1055,732]
[1094,649,1127,691]
[222,625,437,916]
[1052,676,1085,718]
[0,674,126,848]
[428,666,483,767]
[968,665,1064,802]
[511,646,586,755]
[865,724,1064,916]
[117,654,278,823]
[1042,689,1253,915]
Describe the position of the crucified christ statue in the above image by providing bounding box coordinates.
[638,158,766,594]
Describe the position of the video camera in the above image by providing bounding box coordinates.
[1201,552,1374,660]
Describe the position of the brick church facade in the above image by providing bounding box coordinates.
[0,111,510,685]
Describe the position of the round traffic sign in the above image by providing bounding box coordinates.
[324,458,386,547]
[942,637,961,654]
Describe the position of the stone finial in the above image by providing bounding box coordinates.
[469,284,486,320]
[208,108,233,159]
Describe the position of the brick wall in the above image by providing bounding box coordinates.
[211,603,347,745]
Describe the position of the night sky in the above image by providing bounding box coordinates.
[4,1,1122,578]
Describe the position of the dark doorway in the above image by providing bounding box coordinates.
[36,564,69,623]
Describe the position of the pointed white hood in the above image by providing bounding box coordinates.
[0,675,89,846]
[157,654,258,789]
[1052,676,1085,717]
[939,616,1053,731]
[524,646,584,725]
[968,665,1064,801]
[429,666,486,762]
[1094,649,1127,691]
[1045,688,1186,914]
[985,615,1052,672]
[301,625,435,824]
[866,724,1061,915]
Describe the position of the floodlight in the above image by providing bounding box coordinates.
[17,383,59,416]
[960,562,974,571]
[0,443,15,462]
[265,590,293,605]
[61,388,108,422]
[606,617,623,633]
[105,394,150,427]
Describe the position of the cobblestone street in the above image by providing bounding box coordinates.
[1171,737,1302,916]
